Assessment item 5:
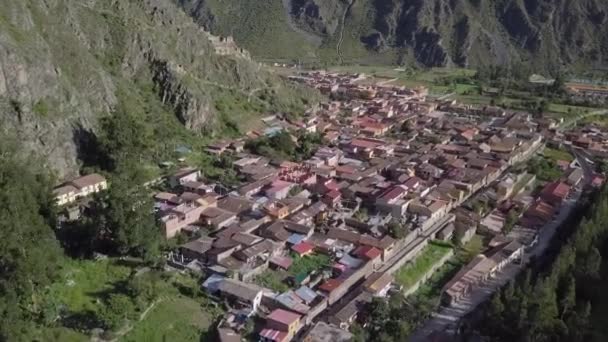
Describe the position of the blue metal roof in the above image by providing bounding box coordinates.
[287,233,306,245]
[295,286,317,304]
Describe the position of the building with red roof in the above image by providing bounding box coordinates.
[263,309,302,341]
[322,189,342,207]
[523,200,555,228]
[291,242,314,256]
[540,181,570,206]
[353,245,382,261]
[318,278,343,294]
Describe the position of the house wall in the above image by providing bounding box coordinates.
[169,171,200,188]
[303,299,329,325]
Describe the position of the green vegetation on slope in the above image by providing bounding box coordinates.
[0,0,321,177]
[0,138,64,341]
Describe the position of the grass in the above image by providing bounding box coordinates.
[394,241,453,289]
[456,234,484,263]
[121,297,213,342]
[47,259,221,341]
[543,147,574,162]
[289,253,331,276]
[413,235,485,301]
[253,270,290,293]
[49,258,136,314]
[120,273,222,342]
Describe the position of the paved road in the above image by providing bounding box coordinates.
[409,158,589,341]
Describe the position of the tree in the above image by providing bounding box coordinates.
[559,278,576,319]
[0,138,64,340]
[98,294,137,330]
[90,176,161,260]
[580,247,601,278]
[98,109,154,173]
[387,219,407,239]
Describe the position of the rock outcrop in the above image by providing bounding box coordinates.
[177,0,608,69]
[0,0,317,177]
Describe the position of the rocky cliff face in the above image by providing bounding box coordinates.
[0,0,317,178]
[177,0,608,69]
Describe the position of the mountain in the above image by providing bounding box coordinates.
[0,0,318,178]
[176,0,608,69]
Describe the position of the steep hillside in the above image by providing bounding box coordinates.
[176,0,608,69]
[0,0,318,178]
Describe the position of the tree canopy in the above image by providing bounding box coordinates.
[469,186,608,341]
[0,139,64,340]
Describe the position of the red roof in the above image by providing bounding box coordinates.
[403,177,422,189]
[269,255,293,270]
[324,179,340,191]
[379,186,407,201]
[541,181,570,200]
[353,246,382,261]
[335,165,356,174]
[259,328,288,342]
[318,279,342,293]
[325,189,341,200]
[267,309,301,326]
[350,138,382,149]
[291,242,314,255]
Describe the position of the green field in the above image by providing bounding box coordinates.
[121,297,214,342]
[326,65,476,95]
[44,259,220,342]
[395,241,453,289]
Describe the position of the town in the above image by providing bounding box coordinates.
[54,70,607,342]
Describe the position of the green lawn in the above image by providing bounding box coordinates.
[394,241,453,289]
[543,147,574,162]
[121,297,213,342]
[49,258,136,314]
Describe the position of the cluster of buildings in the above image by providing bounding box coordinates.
[151,71,573,341]
[52,70,608,341]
